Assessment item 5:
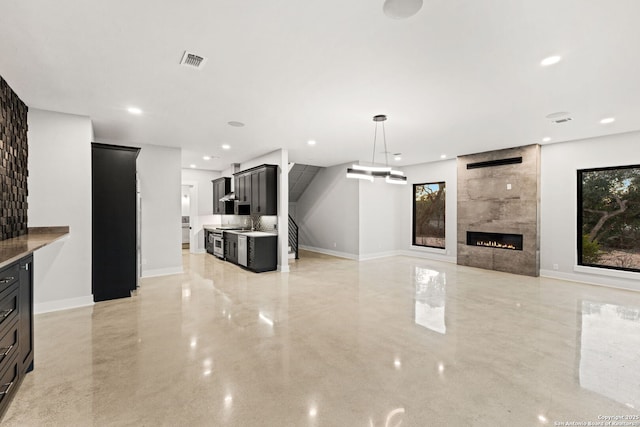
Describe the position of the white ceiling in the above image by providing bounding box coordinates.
[1,0,639,171]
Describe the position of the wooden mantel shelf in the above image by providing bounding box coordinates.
[0,226,70,269]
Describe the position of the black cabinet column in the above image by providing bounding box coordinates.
[92,143,140,302]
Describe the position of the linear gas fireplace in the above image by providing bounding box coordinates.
[466,231,523,251]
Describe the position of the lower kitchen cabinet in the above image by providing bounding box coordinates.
[224,232,238,264]
[248,235,277,272]
[0,254,34,419]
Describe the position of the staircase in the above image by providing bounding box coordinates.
[287,163,321,260]
[288,214,299,259]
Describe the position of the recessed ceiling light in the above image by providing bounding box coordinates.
[383,0,423,19]
[394,155,402,161]
[540,55,562,66]
[203,156,211,161]
[307,140,316,146]
[221,144,231,150]
[127,107,143,115]
[440,154,447,159]
[228,121,245,127]
[542,137,551,142]
[190,164,197,168]
[600,117,615,124]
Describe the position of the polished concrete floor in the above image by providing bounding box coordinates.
[3,250,640,426]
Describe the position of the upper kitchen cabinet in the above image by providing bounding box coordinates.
[235,174,250,203]
[212,177,234,215]
[234,164,277,216]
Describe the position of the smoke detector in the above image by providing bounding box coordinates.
[546,112,573,124]
[179,51,207,69]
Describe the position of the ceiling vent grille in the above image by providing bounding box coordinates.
[545,112,572,124]
[180,51,207,69]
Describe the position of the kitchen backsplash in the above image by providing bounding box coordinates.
[0,75,29,240]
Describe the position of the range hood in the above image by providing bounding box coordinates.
[219,192,236,202]
[219,163,241,202]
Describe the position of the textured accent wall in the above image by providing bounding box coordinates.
[0,76,29,240]
[457,145,540,276]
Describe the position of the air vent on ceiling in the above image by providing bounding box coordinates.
[179,51,207,69]
[546,111,572,124]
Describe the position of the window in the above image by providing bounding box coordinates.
[578,165,640,272]
[413,182,445,249]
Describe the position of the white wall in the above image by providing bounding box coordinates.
[28,109,94,313]
[399,159,458,263]
[540,131,640,291]
[297,162,360,258]
[136,143,183,277]
[358,178,403,260]
[181,169,221,216]
[181,186,190,216]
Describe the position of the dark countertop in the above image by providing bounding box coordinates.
[0,226,70,269]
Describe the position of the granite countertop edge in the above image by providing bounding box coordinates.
[0,226,70,269]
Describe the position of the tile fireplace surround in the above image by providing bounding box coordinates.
[457,145,541,276]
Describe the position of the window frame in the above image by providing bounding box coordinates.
[412,181,446,249]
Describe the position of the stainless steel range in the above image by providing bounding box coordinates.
[211,229,224,258]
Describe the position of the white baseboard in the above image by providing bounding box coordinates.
[35,295,94,315]
[540,269,640,292]
[358,250,403,261]
[398,250,457,264]
[141,266,184,278]
[191,248,206,254]
[299,245,358,260]
[278,264,290,273]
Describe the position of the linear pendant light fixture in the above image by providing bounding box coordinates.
[346,115,407,185]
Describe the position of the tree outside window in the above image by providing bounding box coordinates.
[413,182,445,249]
[578,165,640,272]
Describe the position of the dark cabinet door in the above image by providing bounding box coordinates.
[252,166,277,215]
[225,233,238,264]
[18,255,33,373]
[212,177,233,214]
[251,171,261,214]
[92,143,140,302]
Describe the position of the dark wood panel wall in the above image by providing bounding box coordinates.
[0,76,29,241]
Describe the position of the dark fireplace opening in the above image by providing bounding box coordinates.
[466,231,523,251]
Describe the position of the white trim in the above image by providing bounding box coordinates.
[192,248,206,254]
[358,250,402,261]
[141,266,184,278]
[278,264,290,273]
[299,245,358,260]
[35,295,94,314]
[573,264,640,280]
[399,249,457,264]
[540,269,640,293]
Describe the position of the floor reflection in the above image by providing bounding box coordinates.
[579,301,640,409]
[414,267,446,334]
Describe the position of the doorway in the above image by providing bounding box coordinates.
[181,185,191,250]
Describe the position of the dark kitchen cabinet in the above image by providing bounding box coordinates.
[0,254,35,419]
[18,255,33,374]
[224,232,238,264]
[233,164,277,216]
[250,166,277,215]
[248,235,277,272]
[92,143,140,302]
[234,174,250,203]
[212,177,234,214]
[204,230,214,254]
